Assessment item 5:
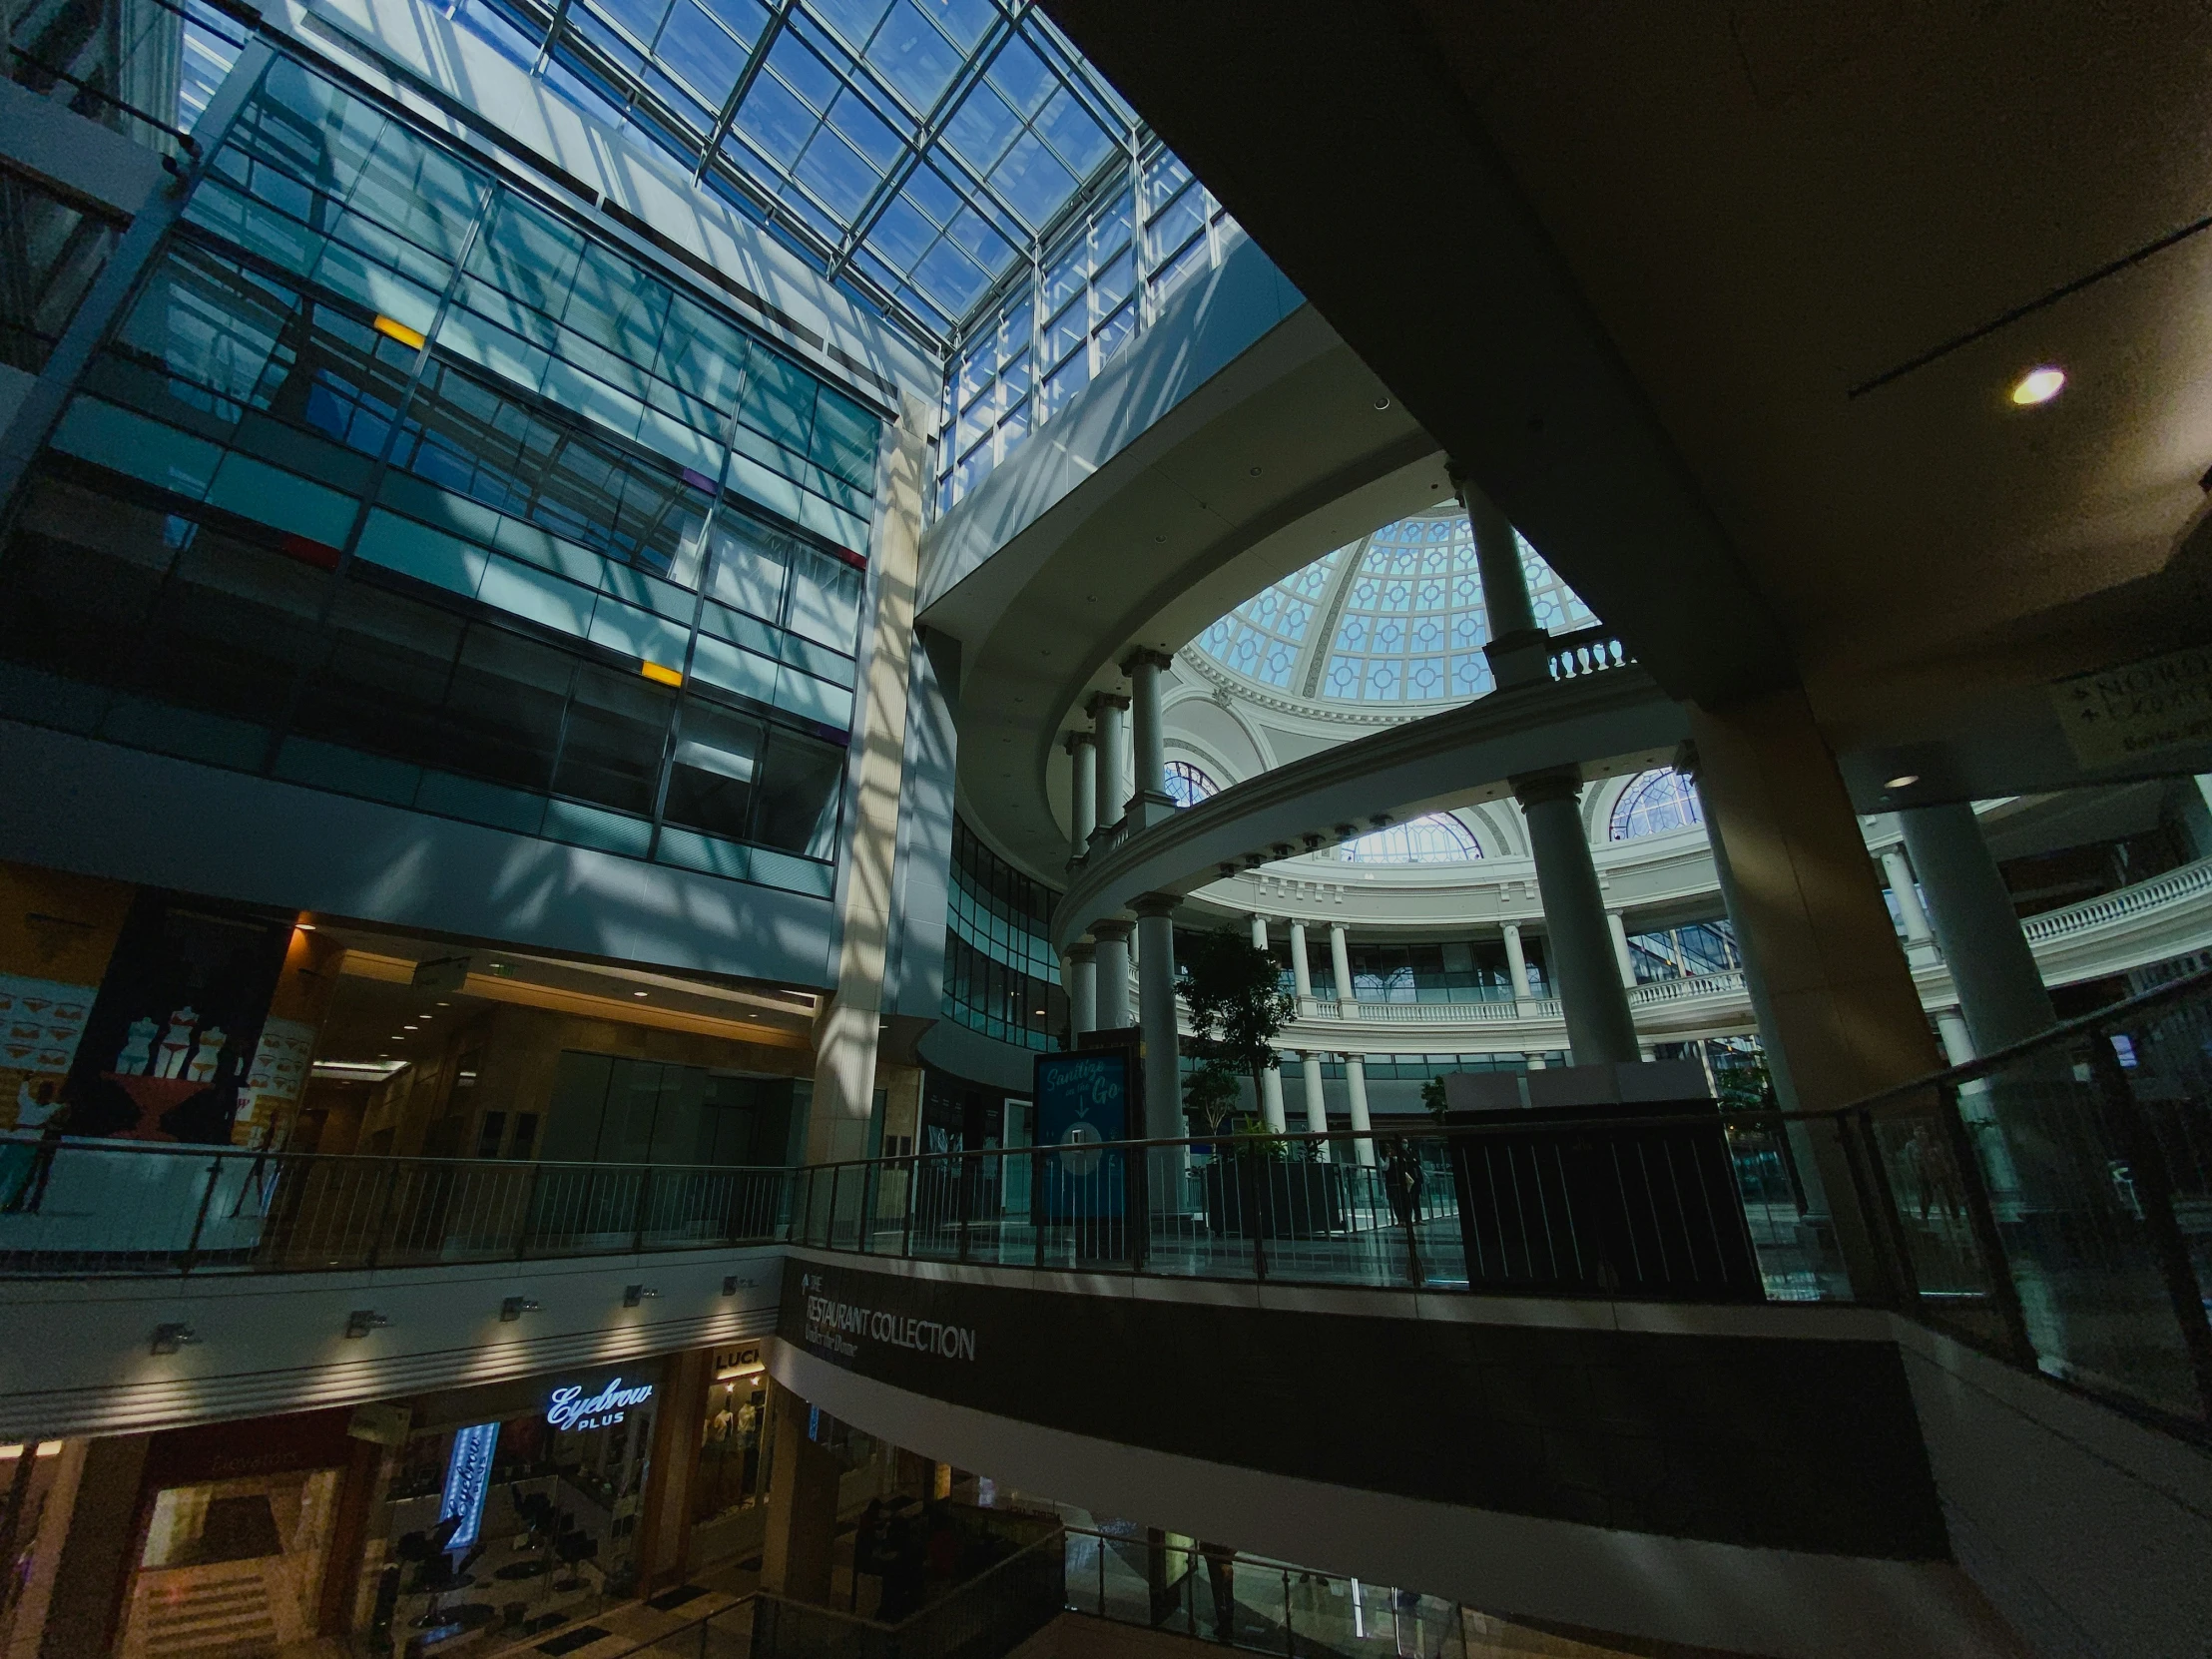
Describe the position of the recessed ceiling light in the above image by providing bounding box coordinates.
[403,1024,418,1030]
[436,1001,450,1007]
[1373,394,1390,410]
[634,990,649,997]
[2009,365,2065,406]
[295,922,316,932]
[1885,774,1921,790]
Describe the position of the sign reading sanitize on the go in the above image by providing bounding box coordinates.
[2050,644,2212,768]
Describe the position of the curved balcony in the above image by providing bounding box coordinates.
[1054,650,1683,951]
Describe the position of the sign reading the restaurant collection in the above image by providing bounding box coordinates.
[799,1270,977,1364]
[546,1378,655,1431]
[2049,644,2212,768]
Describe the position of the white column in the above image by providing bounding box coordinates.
[1093,919,1133,1032]
[1289,920,1314,1008]
[1122,648,1173,830]
[1328,921,1355,1006]
[1065,943,1096,1038]
[1250,912,1270,952]
[1501,921,1533,1000]
[1899,802,2055,1055]
[1087,691,1128,848]
[1935,1006,1973,1066]
[1258,1056,1288,1132]
[1299,1050,1328,1141]
[1345,1054,1376,1166]
[1880,845,1935,946]
[1516,768,1640,1066]
[1606,908,1637,989]
[1064,730,1096,865]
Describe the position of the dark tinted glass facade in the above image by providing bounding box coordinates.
[944,816,1060,1049]
[0,51,884,897]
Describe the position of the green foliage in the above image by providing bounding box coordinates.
[1714,1053,1774,1113]
[1177,926,1295,1112]
[1419,1076,1448,1121]
[1182,1061,1241,1133]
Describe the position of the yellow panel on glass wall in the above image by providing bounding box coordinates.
[373,314,428,350]
[640,661,684,687]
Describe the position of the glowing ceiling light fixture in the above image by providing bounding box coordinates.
[2009,365,2066,406]
[1885,774,1921,790]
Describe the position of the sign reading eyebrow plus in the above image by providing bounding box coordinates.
[546,1377,655,1430]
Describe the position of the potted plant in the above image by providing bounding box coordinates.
[1177,929,1341,1238]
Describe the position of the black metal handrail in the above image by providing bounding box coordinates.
[0,1142,792,1276]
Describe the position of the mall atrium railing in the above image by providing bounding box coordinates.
[789,967,2212,1432]
[5,971,2206,1428]
[0,1144,790,1275]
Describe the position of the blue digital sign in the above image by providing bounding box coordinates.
[1033,1049,1130,1223]
[440,1421,500,1550]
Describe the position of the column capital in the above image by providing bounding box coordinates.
[1327,918,1348,938]
[1084,689,1131,717]
[1090,917,1134,943]
[1065,941,1095,962]
[1119,645,1173,676]
[1132,892,1178,919]
[1511,765,1584,809]
[1063,728,1096,753]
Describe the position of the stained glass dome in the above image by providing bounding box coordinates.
[1192,512,1593,705]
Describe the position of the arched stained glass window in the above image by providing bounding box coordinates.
[1165,761,1219,808]
[1609,771,1704,839]
[1340,813,1481,864]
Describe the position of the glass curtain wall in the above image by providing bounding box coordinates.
[1626,919,1738,983]
[1344,940,1548,1004]
[0,50,885,897]
[944,816,1061,1049]
[5,0,248,155]
[937,139,1241,513]
[0,166,125,373]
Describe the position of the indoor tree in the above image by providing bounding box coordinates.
[1178,926,1296,1136]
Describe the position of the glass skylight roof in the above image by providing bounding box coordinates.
[1194,513,1595,705]
[456,0,1142,346]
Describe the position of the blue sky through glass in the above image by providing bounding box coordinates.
[455,0,1138,346]
[1194,514,1595,705]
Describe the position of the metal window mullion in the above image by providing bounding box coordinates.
[264,172,502,772]
[531,0,574,73]
[823,11,1013,282]
[693,0,797,182]
[0,38,276,521]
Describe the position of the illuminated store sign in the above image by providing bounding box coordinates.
[546,1378,655,1431]
[440,1421,499,1549]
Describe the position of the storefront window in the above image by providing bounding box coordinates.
[372,1365,662,1643]
[694,1347,769,1524]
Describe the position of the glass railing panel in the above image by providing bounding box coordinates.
[0,1146,791,1276]
[0,1141,235,1270]
[1974,1040,2202,1418]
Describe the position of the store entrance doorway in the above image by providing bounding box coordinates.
[117,1468,341,1659]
